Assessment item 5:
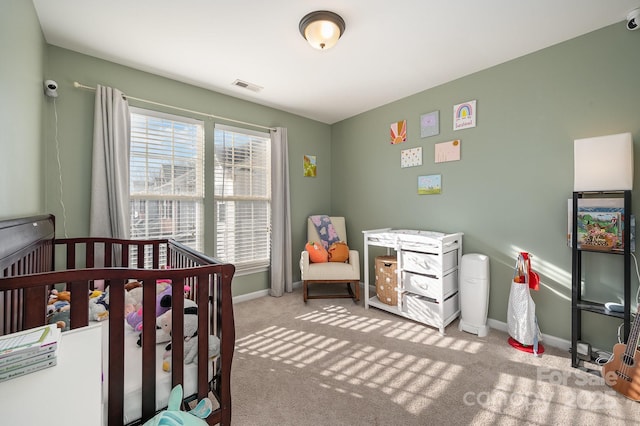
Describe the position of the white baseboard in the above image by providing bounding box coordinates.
[232,281,304,304]
[233,289,269,304]
[487,318,570,351]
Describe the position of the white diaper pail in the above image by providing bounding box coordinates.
[458,253,490,337]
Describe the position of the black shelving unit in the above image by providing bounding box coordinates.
[571,190,632,369]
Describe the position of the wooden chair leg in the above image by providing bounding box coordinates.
[353,280,360,302]
[303,281,308,302]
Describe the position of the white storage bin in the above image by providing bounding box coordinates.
[402,293,459,325]
[401,249,457,275]
[459,253,490,337]
[403,270,457,300]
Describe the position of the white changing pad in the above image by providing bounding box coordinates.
[99,320,212,425]
[366,229,447,249]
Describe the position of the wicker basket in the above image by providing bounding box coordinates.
[375,255,398,305]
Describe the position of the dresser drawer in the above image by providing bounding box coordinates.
[402,293,459,324]
[402,270,457,299]
[400,249,457,275]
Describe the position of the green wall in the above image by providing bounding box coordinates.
[332,24,640,349]
[0,0,45,217]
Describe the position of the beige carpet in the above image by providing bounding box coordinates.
[231,287,640,425]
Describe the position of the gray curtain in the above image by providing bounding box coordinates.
[269,127,293,297]
[89,85,131,243]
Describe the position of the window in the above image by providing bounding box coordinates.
[214,124,271,273]
[129,108,205,265]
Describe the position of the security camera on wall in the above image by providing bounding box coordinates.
[627,8,640,31]
[44,79,58,97]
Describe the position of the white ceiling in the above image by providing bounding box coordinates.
[33,0,639,124]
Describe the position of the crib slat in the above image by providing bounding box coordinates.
[141,280,158,421]
[197,272,209,400]
[23,286,47,330]
[171,284,185,389]
[69,280,89,329]
[86,242,94,268]
[108,280,125,426]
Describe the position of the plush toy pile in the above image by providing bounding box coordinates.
[43,278,221,374]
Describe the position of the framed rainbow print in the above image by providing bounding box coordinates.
[453,100,476,131]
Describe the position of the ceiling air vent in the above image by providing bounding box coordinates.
[232,79,263,92]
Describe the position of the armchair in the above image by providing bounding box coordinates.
[300,216,360,302]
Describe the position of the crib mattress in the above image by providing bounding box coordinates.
[99,320,213,425]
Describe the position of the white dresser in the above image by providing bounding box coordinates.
[363,229,463,334]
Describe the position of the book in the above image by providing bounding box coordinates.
[0,356,57,383]
[0,350,57,375]
[0,324,60,366]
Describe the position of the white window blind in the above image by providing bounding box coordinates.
[214,124,271,273]
[129,107,205,266]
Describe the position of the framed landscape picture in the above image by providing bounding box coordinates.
[567,197,635,252]
[418,174,441,195]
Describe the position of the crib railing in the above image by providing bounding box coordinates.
[0,214,235,425]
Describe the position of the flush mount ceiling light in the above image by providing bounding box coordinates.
[299,10,345,50]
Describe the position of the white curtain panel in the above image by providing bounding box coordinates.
[269,127,293,296]
[89,85,131,245]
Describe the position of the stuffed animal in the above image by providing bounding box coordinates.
[47,289,71,313]
[305,241,328,263]
[126,280,171,314]
[47,307,70,331]
[89,289,109,321]
[126,283,175,330]
[123,281,142,314]
[153,299,198,345]
[328,241,350,262]
[142,384,212,426]
[160,304,220,372]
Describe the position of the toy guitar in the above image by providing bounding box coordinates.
[601,305,640,401]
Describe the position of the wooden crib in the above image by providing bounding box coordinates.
[0,214,235,425]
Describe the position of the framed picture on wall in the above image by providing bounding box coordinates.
[418,174,441,195]
[453,100,476,130]
[420,111,439,138]
[401,147,422,168]
[390,120,407,144]
[303,155,316,177]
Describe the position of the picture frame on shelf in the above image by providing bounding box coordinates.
[567,197,635,252]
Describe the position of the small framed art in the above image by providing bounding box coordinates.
[453,100,476,130]
[435,140,460,163]
[401,147,422,168]
[420,111,439,138]
[390,120,407,144]
[303,155,316,177]
[418,174,442,195]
